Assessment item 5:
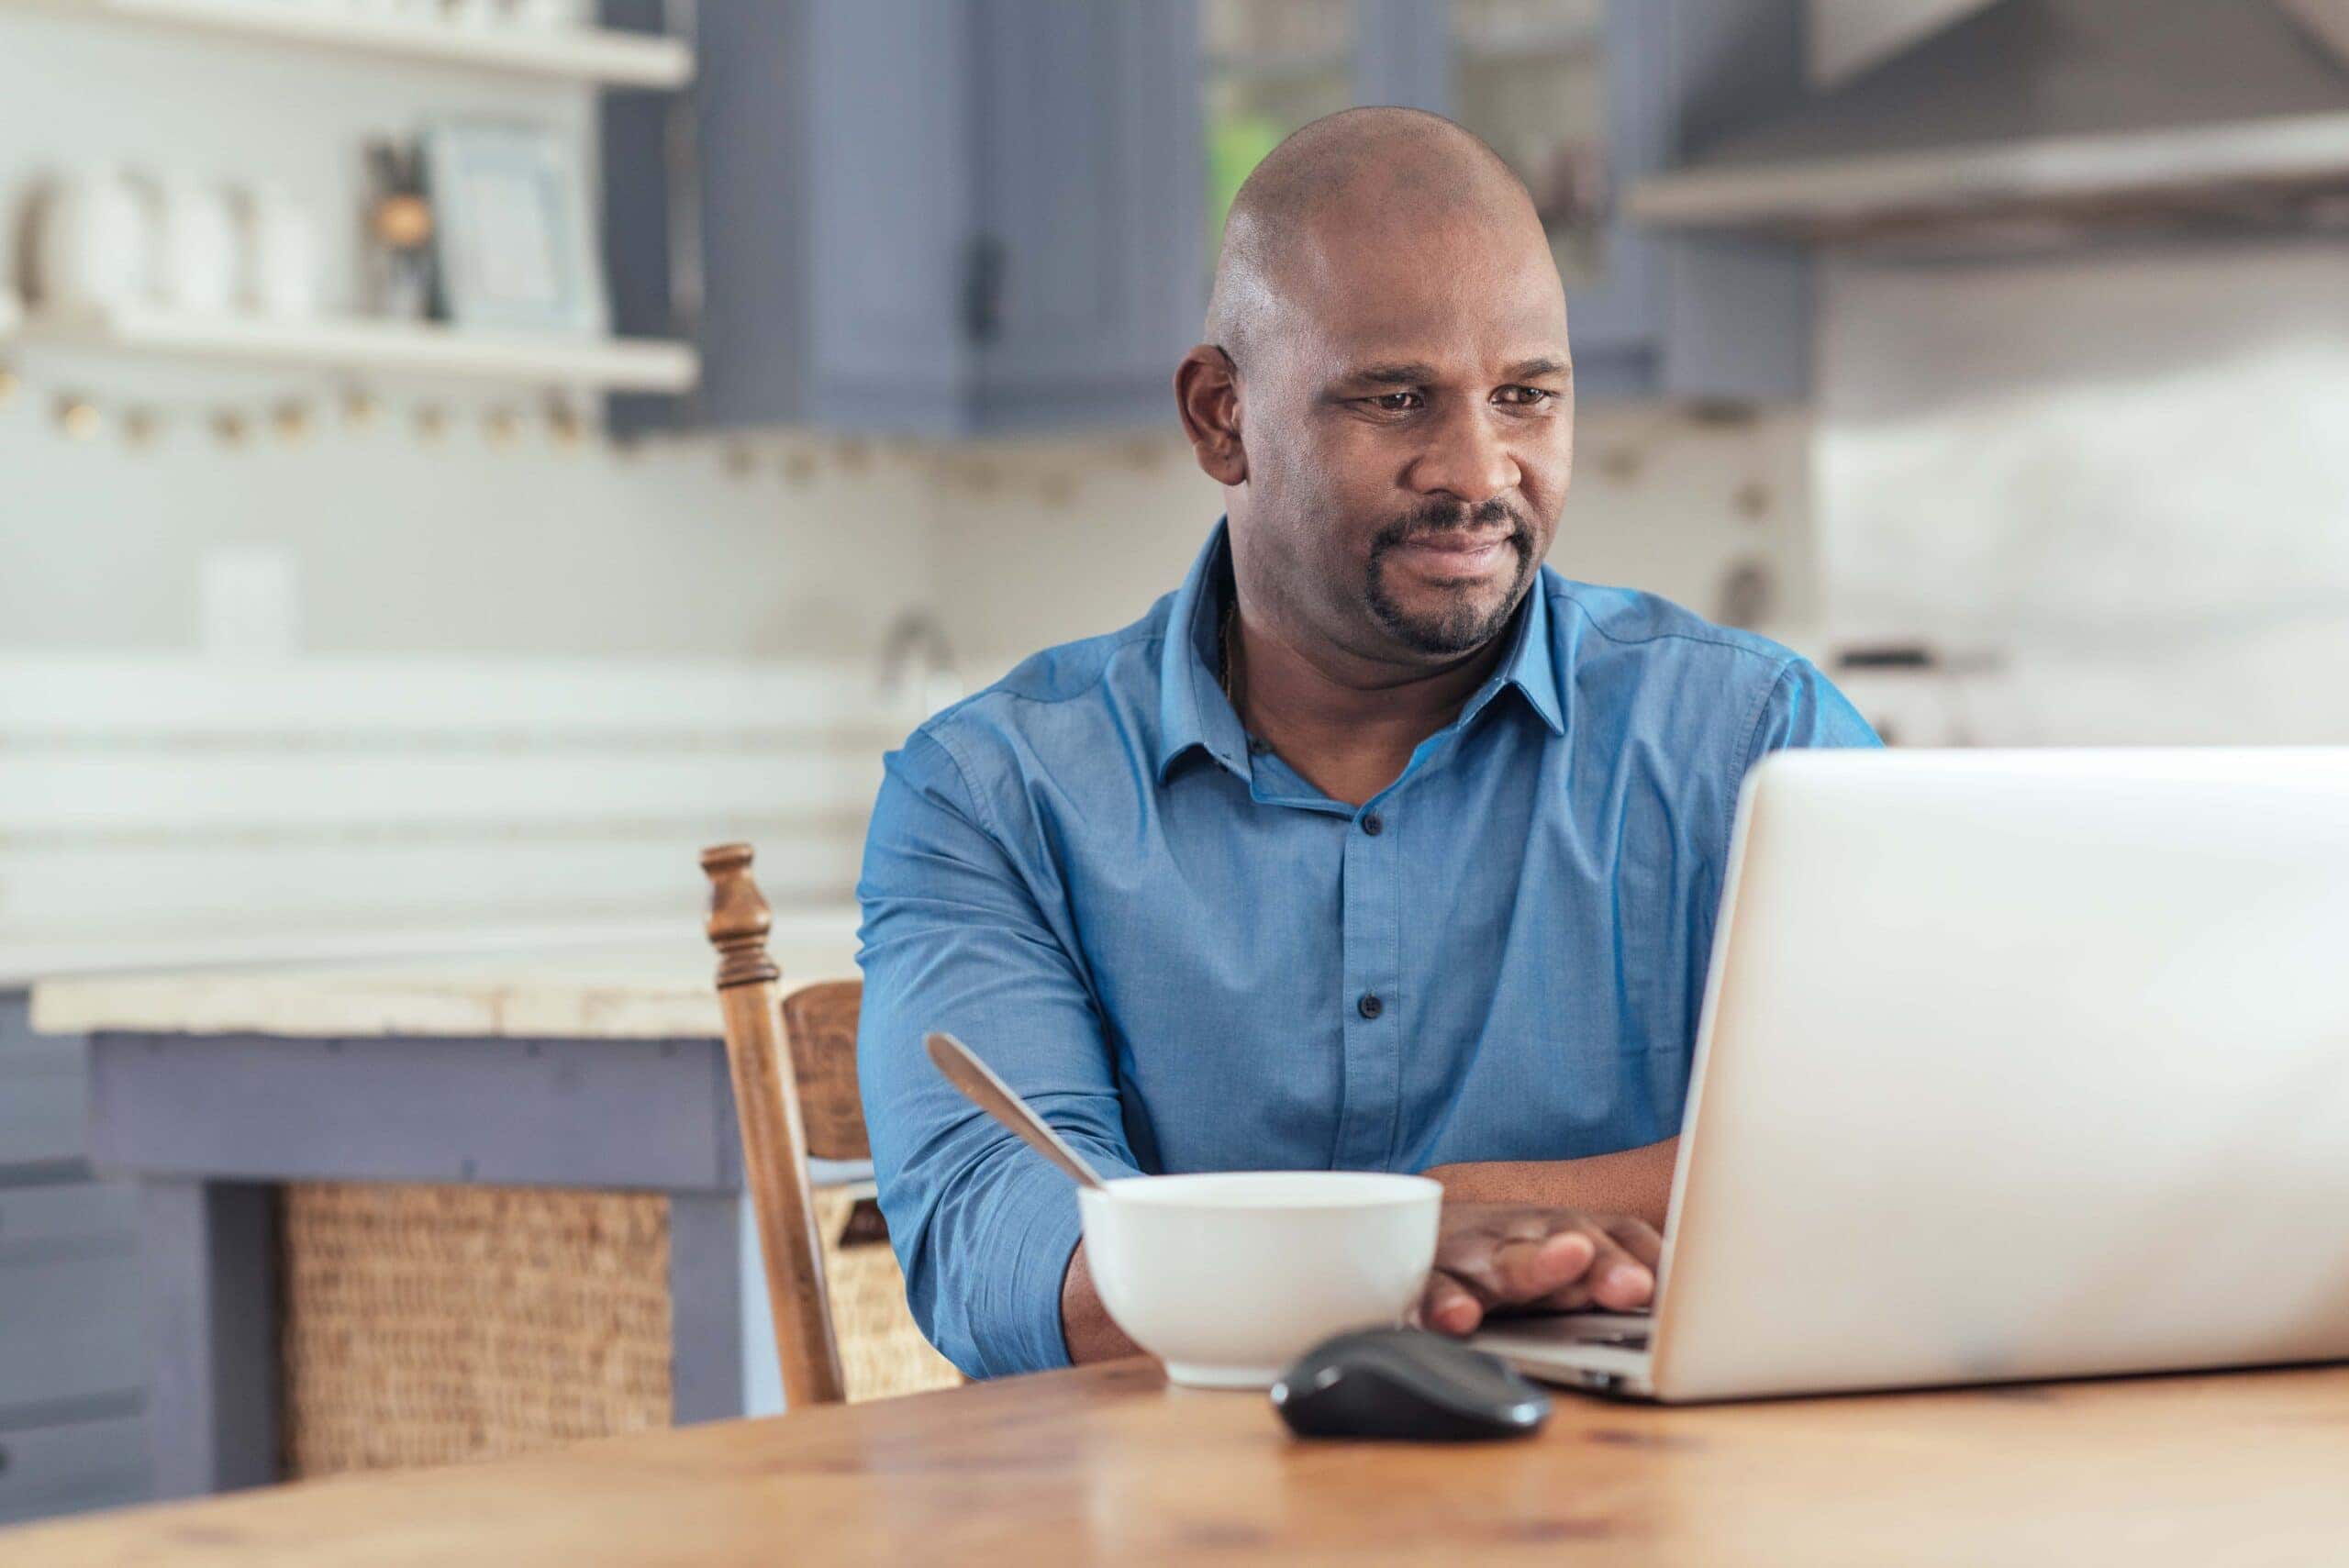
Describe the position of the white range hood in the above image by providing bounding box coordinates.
[1630,0,2349,252]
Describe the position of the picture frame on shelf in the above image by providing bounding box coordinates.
[420,120,608,336]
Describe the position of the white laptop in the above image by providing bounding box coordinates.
[1474,747,2349,1403]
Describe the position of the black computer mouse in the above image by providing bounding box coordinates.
[1269,1327,1553,1440]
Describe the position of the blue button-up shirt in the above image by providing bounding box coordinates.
[856,521,1878,1378]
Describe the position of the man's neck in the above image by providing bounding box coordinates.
[1226,600,1508,808]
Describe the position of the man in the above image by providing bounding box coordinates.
[857,108,1878,1378]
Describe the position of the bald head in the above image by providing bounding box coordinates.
[1174,106,1575,674]
[1206,107,1553,373]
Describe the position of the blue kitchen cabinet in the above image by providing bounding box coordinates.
[1332,0,1809,404]
[971,0,1206,428]
[0,992,152,1528]
[1638,0,1814,403]
[606,0,1803,435]
[1198,0,1808,403]
[604,0,1204,437]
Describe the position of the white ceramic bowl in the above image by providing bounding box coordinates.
[1077,1171,1443,1388]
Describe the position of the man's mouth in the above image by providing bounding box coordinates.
[1388,530,1518,571]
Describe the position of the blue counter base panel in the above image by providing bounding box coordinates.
[89,1032,743,1193]
[82,1028,760,1501]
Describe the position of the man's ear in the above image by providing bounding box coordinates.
[1174,345,1249,487]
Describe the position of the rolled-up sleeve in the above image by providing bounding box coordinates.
[854,726,1141,1379]
[1747,656,1882,761]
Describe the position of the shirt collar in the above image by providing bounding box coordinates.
[1154,521,1252,782]
[1491,566,1567,738]
[1153,519,1567,783]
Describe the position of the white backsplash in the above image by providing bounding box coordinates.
[0,653,903,980]
[932,407,1820,684]
[1817,242,2349,745]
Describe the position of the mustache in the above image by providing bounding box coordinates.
[1369,497,1532,553]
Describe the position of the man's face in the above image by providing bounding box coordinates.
[1230,206,1573,665]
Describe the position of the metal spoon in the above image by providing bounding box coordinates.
[925,1030,1107,1191]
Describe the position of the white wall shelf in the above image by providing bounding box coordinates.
[13,304,699,392]
[6,0,693,88]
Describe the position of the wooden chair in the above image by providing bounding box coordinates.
[699,841,956,1408]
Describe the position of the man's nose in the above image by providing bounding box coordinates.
[1408,402,1520,507]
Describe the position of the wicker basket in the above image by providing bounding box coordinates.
[280,1180,959,1481]
[279,1184,672,1478]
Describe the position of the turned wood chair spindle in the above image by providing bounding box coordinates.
[699,841,849,1408]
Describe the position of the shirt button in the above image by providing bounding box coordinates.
[1361,812,1384,836]
[1357,992,1383,1019]
[1247,738,1269,756]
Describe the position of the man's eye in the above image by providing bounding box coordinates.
[1365,391,1422,412]
[1497,386,1557,406]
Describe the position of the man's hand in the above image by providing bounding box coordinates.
[1416,1201,1662,1336]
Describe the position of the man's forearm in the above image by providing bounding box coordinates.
[1059,1239,1142,1364]
[1422,1137,1678,1231]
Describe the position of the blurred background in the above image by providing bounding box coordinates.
[5,0,2349,1529]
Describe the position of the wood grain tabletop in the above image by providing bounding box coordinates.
[10,1358,2349,1566]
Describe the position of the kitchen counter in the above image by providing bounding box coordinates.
[28,908,863,1041]
[26,905,870,1506]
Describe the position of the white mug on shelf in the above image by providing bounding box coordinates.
[152,173,239,315]
[235,183,322,321]
[31,165,150,315]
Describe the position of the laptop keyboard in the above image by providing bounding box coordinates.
[1548,1311,1653,1351]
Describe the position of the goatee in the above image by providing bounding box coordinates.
[1363,498,1537,655]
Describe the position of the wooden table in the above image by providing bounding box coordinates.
[8,1358,2347,1565]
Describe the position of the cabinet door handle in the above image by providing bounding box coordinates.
[963,234,1006,345]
